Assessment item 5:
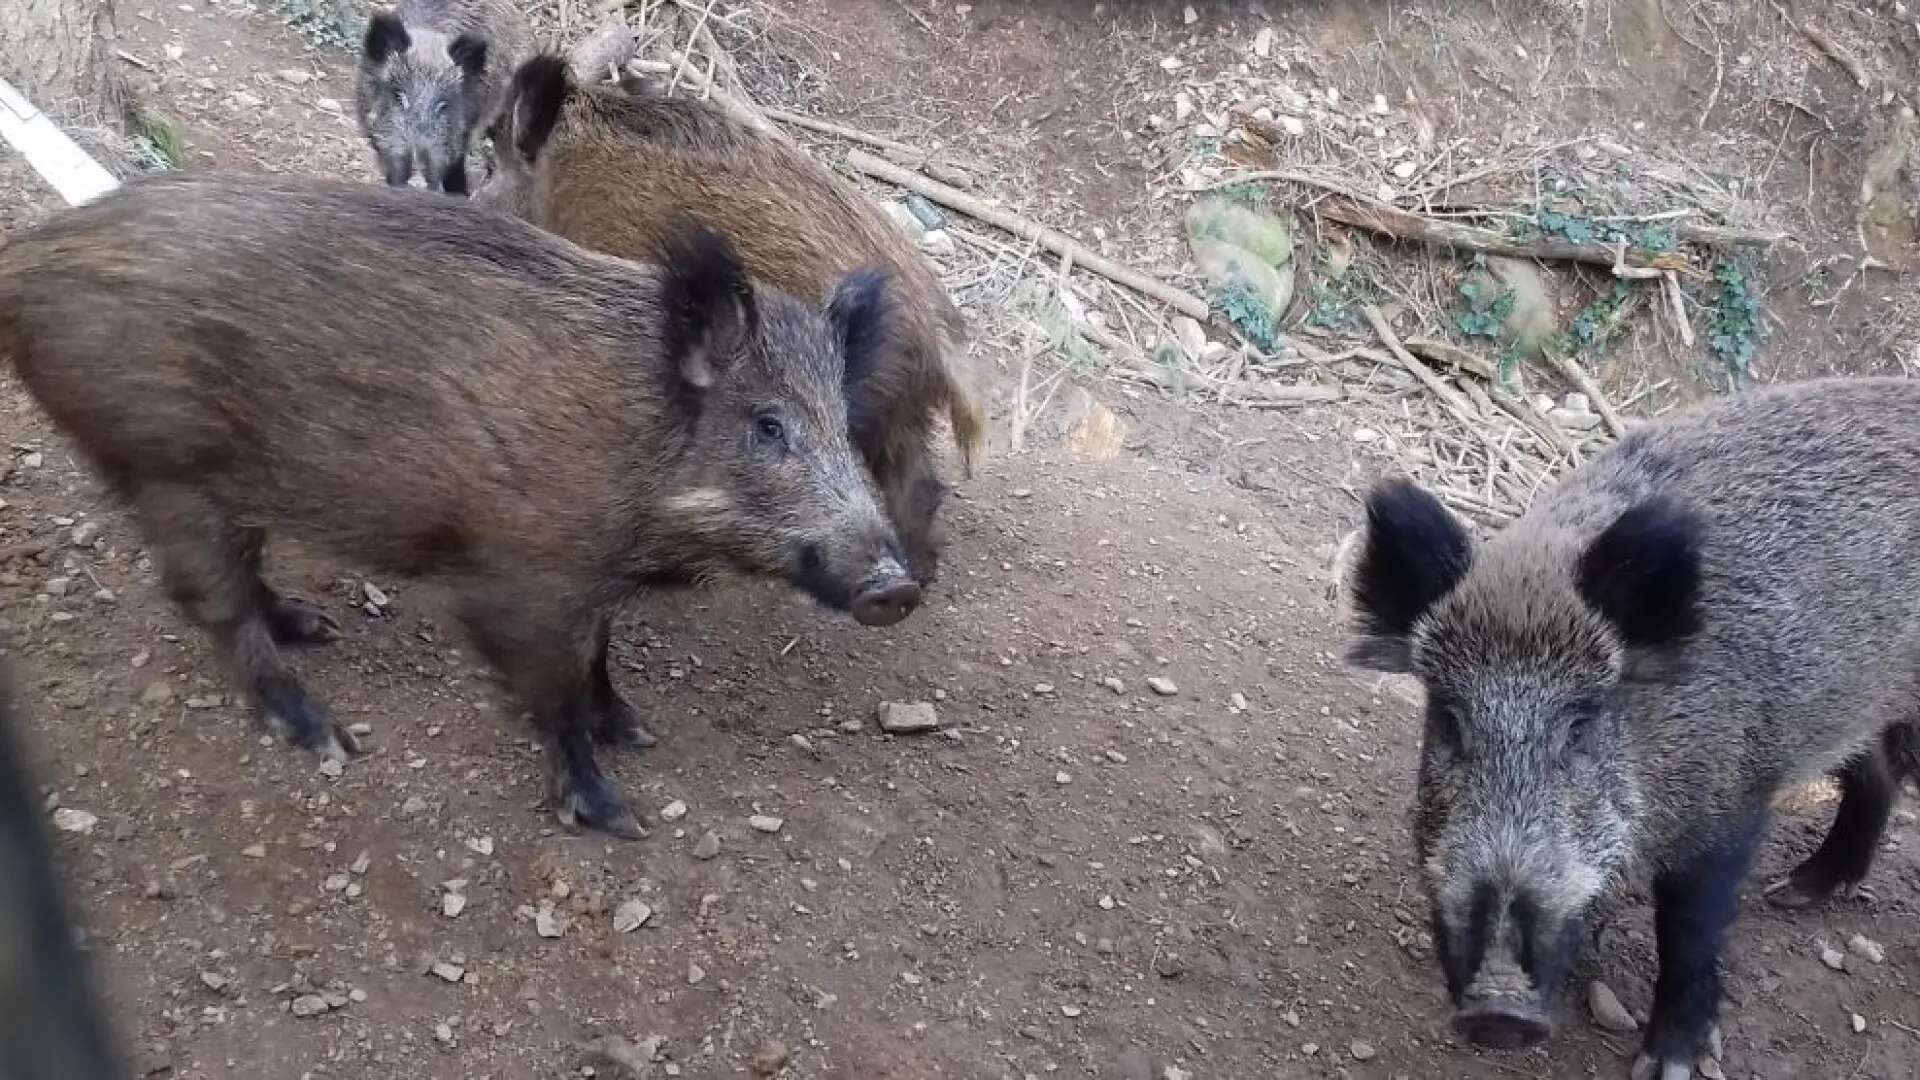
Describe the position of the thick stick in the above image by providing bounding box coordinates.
[1673,222,1789,247]
[1359,305,1482,428]
[1323,197,1701,277]
[846,149,1211,321]
[1544,349,1628,438]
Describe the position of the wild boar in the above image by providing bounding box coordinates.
[0,171,918,837]
[476,55,986,585]
[356,0,532,193]
[1347,377,1920,1079]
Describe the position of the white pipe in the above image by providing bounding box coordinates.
[0,76,119,207]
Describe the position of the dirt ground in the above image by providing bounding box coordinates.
[3,1,1919,1078]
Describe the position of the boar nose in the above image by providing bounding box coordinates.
[1452,1003,1552,1050]
[850,556,921,627]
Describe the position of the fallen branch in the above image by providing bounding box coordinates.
[1404,336,1499,383]
[1802,24,1869,89]
[1662,271,1695,348]
[1673,222,1790,247]
[846,149,1210,321]
[1359,305,1483,429]
[1543,349,1628,438]
[1322,198,1701,277]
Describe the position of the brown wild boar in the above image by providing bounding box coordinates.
[476,55,986,585]
[0,171,917,837]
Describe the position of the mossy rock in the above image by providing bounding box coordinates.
[1186,198,1294,269]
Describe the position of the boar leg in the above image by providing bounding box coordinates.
[440,159,470,197]
[1635,811,1761,1080]
[589,617,656,749]
[1765,742,1897,909]
[135,486,355,761]
[234,529,341,646]
[456,594,643,839]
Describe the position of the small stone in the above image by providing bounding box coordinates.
[443,893,467,919]
[1550,407,1603,431]
[1055,771,1072,785]
[660,799,688,822]
[1147,677,1178,696]
[1279,115,1306,136]
[317,758,344,780]
[1253,26,1274,58]
[241,843,267,859]
[276,68,313,85]
[1104,749,1128,764]
[322,873,350,893]
[1821,943,1847,971]
[362,581,390,608]
[686,961,706,986]
[1852,1012,1868,1033]
[349,988,367,1003]
[1062,1003,1084,1018]
[1100,677,1126,695]
[748,815,784,834]
[70,521,101,547]
[1371,93,1390,115]
[692,831,721,860]
[350,850,371,875]
[1350,1040,1377,1062]
[400,795,428,818]
[1182,4,1197,23]
[1164,1068,1192,1080]
[434,1022,454,1045]
[1392,159,1418,179]
[1229,692,1250,712]
[613,899,653,933]
[1589,980,1638,1033]
[21,452,42,469]
[431,961,465,983]
[788,732,816,755]
[750,1040,790,1076]
[130,650,151,669]
[1847,934,1885,964]
[140,681,176,706]
[878,701,940,733]
[44,576,72,597]
[1170,315,1207,359]
[51,807,98,834]
[535,905,564,939]
[919,229,957,257]
[465,836,494,856]
[1098,895,1116,910]
[290,994,329,1017]
[1698,1058,1726,1080]
[199,971,230,993]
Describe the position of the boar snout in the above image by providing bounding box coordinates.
[1452,997,1553,1050]
[850,557,922,627]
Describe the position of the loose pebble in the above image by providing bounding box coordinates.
[661,799,688,822]
[748,815,784,834]
[614,899,653,933]
[1851,1012,1867,1033]
[686,961,706,986]
[442,893,467,919]
[1821,944,1847,971]
[51,807,99,834]
[1589,980,1638,1033]
[750,1040,790,1076]
[290,994,330,1018]
[1847,934,1885,964]
[878,701,940,733]
[430,961,465,984]
[1350,1040,1377,1062]
[692,831,721,860]
[241,843,267,859]
[1147,677,1178,696]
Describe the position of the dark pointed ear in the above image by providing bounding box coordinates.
[1577,498,1703,648]
[507,55,570,163]
[448,33,489,78]
[655,218,756,393]
[827,268,891,391]
[364,11,411,64]
[1348,479,1473,671]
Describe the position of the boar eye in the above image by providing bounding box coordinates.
[754,414,787,445]
[1564,712,1600,761]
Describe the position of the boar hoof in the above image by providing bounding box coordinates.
[595,700,659,749]
[1763,871,1873,909]
[266,598,342,645]
[260,686,359,761]
[1628,1054,1692,1080]
[556,787,646,840]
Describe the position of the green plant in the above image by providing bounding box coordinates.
[1705,260,1764,383]
[1215,283,1279,352]
[1454,263,1515,340]
[1569,281,1635,353]
[128,111,185,171]
[258,0,360,49]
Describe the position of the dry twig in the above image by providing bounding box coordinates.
[846,149,1210,320]
[1324,198,1700,277]
[1543,349,1627,438]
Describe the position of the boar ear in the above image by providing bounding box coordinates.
[1347,479,1473,671]
[507,55,570,163]
[364,12,411,64]
[655,219,756,392]
[448,33,489,78]
[1577,498,1703,648]
[827,268,891,391]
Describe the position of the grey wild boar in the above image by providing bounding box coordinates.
[476,55,986,585]
[1346,377,1920,1079]
[0,171,919,838]
[0,666,127,1080]
[356,0,532,193]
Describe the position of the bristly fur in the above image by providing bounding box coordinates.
[1349,479,1471,670]
[1350,376,1920,1071]
[475,59,985,584]
[828,268,893,393]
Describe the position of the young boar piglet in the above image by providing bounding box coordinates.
[356,0,531,193]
